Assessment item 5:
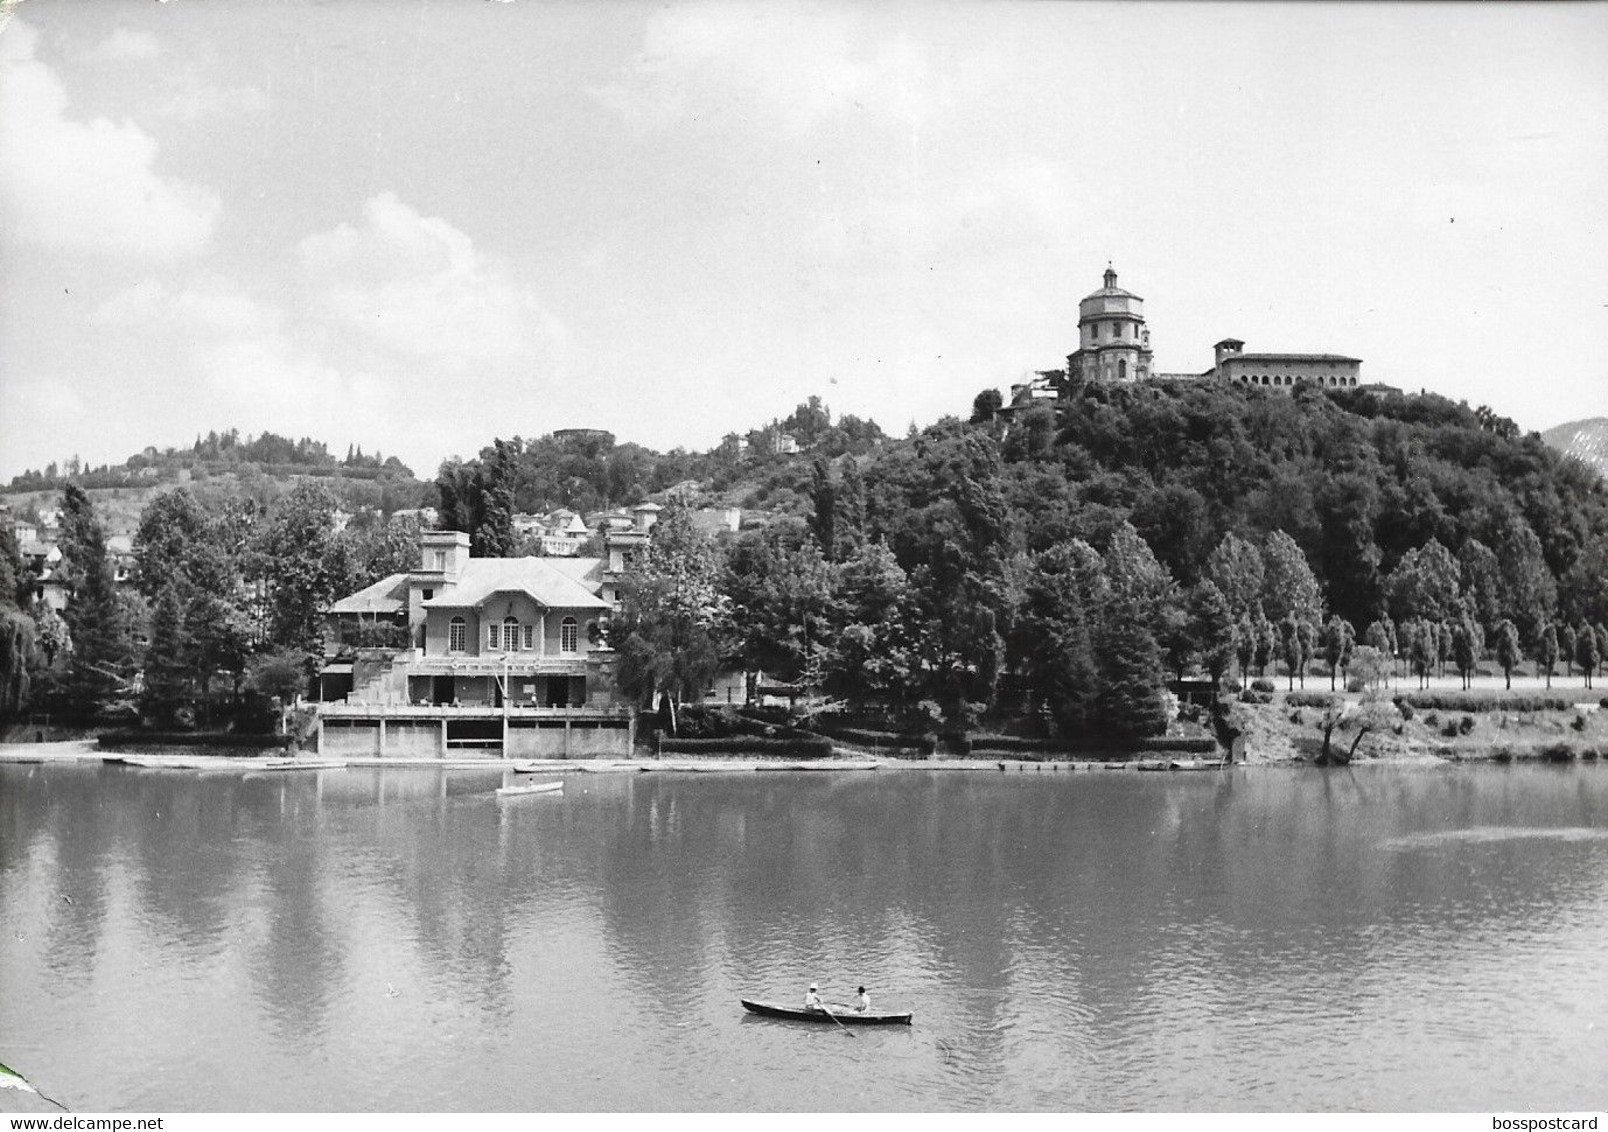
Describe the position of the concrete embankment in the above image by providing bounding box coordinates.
[1,741,1231,775]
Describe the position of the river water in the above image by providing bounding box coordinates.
[2,761,1606,1112]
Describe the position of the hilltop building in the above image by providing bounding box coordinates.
[1003,266,1365,411]
[1065,265,1154,385]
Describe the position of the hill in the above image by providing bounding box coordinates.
[1541,417,1608,480]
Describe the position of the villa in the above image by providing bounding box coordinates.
[316,527,638,759]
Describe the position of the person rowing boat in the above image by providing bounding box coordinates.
[804,983,823,1011]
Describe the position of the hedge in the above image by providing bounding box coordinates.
[657,735,836,758]
[1285,691,1340,708]
[1394,691,1582,713]
[98,730,285,749]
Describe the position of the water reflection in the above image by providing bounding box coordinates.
[2,762,1606,1111]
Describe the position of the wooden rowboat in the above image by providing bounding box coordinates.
[739,998,912,1025]
[496,780,563,798]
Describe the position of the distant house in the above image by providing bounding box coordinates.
[391,507,439,527]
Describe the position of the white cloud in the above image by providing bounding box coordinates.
[593,2,932,130]
[154,81,270,121]
[85,28,162,62]
[298,191,566,370]
[0,19,219,259]
[94,277,280,337]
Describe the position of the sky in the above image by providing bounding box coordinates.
[1,0,1605,482]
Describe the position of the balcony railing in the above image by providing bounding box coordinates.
[319,702,634,719]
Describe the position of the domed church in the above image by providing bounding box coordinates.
[1065,264,1154,384]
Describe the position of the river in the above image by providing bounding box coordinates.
[2,760,1606,1112]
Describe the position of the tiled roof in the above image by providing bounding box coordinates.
[421,557,610,611]
[329,573,410,615]
[1224,352,1361,363]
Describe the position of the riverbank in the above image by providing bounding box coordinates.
[1227,693,1608,764]
[0,740,1228,775]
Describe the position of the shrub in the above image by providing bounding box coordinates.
[1290,710,1305,725]
[1398,702,1415,721]
[1580,747,1599,761]
[1251,679,1276,694]
[1572,715,1588,731]
[1540,742,1575,762]
[1220,678,1242,694]
[1241,690,1272,705]
[1458,715,1476,735]
[1286,691,1337,708]
[1442,722,1459,738]
[1424,712,1439,727]
[1397,691,1577,713]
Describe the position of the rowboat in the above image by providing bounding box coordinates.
[739,998,912,1025]
[496,780,563,798]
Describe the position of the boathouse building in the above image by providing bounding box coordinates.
[316,528,636,759]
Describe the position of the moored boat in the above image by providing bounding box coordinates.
[739,998,912,1025]
[496,780,563,798]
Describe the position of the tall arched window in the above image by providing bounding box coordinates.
[560,617,578,654]
[449,616,466,653]
[504,616,520,651]
[1118,358,1127,380]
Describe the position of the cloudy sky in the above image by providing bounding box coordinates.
[2,0,1605,481]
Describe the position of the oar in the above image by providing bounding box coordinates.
[821,1004,856,1038]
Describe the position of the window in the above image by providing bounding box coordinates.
[1118,358,1127,380]
[488,623,499,650]
[422,588,433,600]
[523,624,534,650]
[432,551,445,570]
[505,616,520,651]
[449,617,466,653]
[560,617,578,653]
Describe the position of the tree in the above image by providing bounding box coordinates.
[970,388,1003,424]
[1316,693,1400,765]
[1561,623,1578,678]
[1187,580,1237,684]
[254,481,348,654]
[1364,620,1392,686]
[1295,618,1317,689]
[1458,538,1503,636]
[141,585,192,727]
[1386,539,1463,626]
[807,458,836,561]
[1234,612,1256,681]
[473,438,518,557]
[1409,622,1433,689]
[1209,535,1266,622]
[1323,616,1356,690]
[1452,619,1477,690]
[1538,623,1559,689]
[1011,544,1100,734]
[1574,623,1598,688]
[1279,614,1301,691]
[606,500,731,734]
[1349,645,1390,692]
[1493,618,1522,690]
[56,484,135,715]
[1092,614,1169,740]
[1261,530,1323,625]
[723,523,838,691]
[1253,606,1276,678]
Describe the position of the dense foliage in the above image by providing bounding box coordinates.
[8,381,1607,742]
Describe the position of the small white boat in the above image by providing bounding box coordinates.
[496,780,563,798]
[259,758,346,771]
